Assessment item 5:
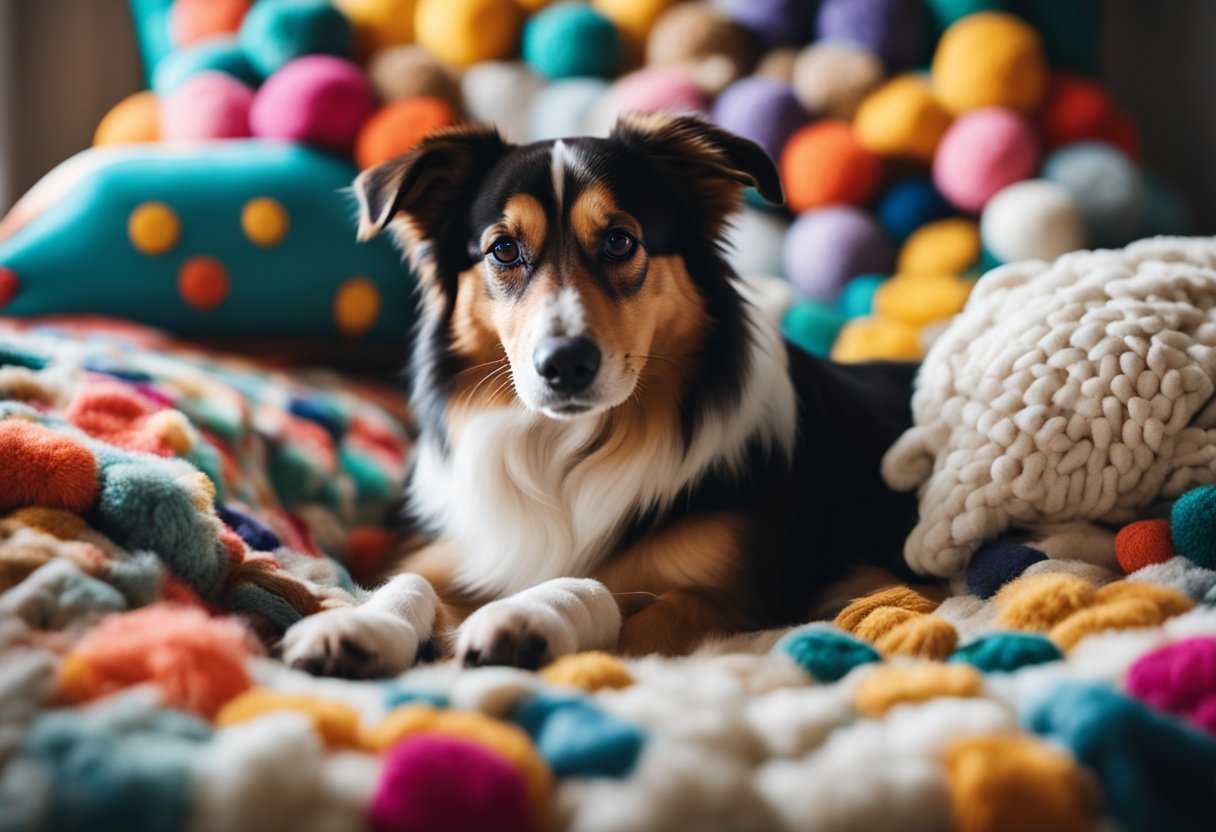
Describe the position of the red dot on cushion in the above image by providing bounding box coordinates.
[0,266,19,308]
[1115,518,1176,574]
[178,256,231,310]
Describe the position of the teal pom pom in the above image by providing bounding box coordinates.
[1171,485,1216,570]
[523,4,620,80]
[783,301,846,357]
[774,627,881,682]
[949,632,1062,673]
[922,0,1002,31]
[239,0,353,77]
[512,693,646,778]
[152,38,261,94]
[836,274,886,318]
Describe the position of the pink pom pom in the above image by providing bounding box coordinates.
[1125,636,1216,734]
[250,55,376,152]
[160,71,254,141]
[609,66,708,117]
[933,107,1039,213]
[370,735,532,832]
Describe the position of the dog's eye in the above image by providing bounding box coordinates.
[602,230,636,260]
[489,238,521,265]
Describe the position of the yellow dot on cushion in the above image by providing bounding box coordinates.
[178,256,230,310]
[334,277,382,336]
[855,663,983,718]
[873,273,975,327]
[539,651,634,691]
[944,734,1099,832]
[897,218,981,276]
[128,202,180,256]
[241,197,290,247]
[216,689,362,749]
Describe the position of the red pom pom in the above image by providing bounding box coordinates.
[1115,518,1176,574]
[1036,73,1116,152]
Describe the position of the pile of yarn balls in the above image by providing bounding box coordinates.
[96,0,1190,363]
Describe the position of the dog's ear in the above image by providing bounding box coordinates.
[354,123,507,245]
[610,113,784,231]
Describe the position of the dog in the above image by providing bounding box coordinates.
[280,113,924,677]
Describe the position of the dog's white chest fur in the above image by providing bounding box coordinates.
[409,308,798,597]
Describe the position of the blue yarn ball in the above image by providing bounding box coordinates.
[876,177,956,244]
[774,627,881,682]
[523,4,620,80]
[836,273,886,319]
[783,301,847,358]
[512,693,646,779]
[1171,485,1216,570]
[817,0,929,71]
[966,541,1048,599]
[152,37,261,94]
[1041,141,1146,248]
[239,0,353,77]
[1025,681,1216,832]
[949,632,1063,673]
[216,503,282,552]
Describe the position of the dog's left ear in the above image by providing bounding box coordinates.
[610,113,784,230]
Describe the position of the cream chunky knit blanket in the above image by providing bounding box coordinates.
[884,237,1216,576]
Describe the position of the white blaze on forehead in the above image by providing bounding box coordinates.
[551,139,569,211]
[543,285,587,337]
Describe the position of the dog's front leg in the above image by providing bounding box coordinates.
[455,578,621,670]
[280,573,439,678]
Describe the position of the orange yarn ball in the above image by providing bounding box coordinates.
[170,0,252,47]
[1114,519,1177,574]
[178,256,231,310]
[780,120,881,213]
[56,603,255,718]
[94,91,160,146]
[354,96,458,170]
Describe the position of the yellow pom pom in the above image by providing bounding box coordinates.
[241,197,289,247]
[855,663,983,718]
[835,585,940,633]
[334,277,382,336]
[873,615,959,661]
[415,0,523,67]
[333,0,417,55]
[995,573,1095,632]
[216,689,363,748]
[4,507,87,540]
[539,651,635,691]
[1047,582,1192,651]
[127,202,180,256]
[931,12,1048,116]
[873,273,974,328]
[147,409,194,454]
[95,90,160,146]
[362,704,552,822]
[593,0,674,51]
[831,316,924,363]
[897,218,981,276]
[854,74,952,163]
[944,734,1099,832]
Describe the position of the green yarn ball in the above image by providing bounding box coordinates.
[782,301,847,358]
[1171,485,1216,569]
[949,632,1063,673]
[523,4,620,80]
[239,0,353,77]
[775,627,881,682]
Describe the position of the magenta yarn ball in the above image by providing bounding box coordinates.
[160,70,254,140]
[933,107,1040,213]
[783,206,894,302]
[250,55,376,152]
[369,736,532,832]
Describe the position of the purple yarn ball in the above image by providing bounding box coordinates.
[816,0,928,70]
[721,0,819,48]
[711,76,810,165]
[783,206,894,301]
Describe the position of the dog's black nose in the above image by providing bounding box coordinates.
[534,336,600,394]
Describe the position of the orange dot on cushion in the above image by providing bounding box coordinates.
[1115,518,1177,574]
[334,277,382,336]
[354,96,458,170]
[0,266,18,308]
[128,202,181,256]
[178,256,231,310]
[780,120,881,213]
[241,197,290,246]
[0,420,99,512]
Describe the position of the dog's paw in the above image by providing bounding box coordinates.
[280,607,423,679]
[456,577,621,671]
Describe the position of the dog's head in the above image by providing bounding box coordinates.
[355,114,782,427]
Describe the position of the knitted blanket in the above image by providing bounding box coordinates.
[2,315,1215,832]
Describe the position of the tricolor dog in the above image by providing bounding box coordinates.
[281,114,922,676]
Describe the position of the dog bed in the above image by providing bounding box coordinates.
[1,314,1214,832]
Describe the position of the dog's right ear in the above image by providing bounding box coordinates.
[354,123,507,245]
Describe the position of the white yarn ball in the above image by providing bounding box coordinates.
[724,207,790,279]
[530,77,611,141]
[980,179,1089,264]
[461,61,546,144]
